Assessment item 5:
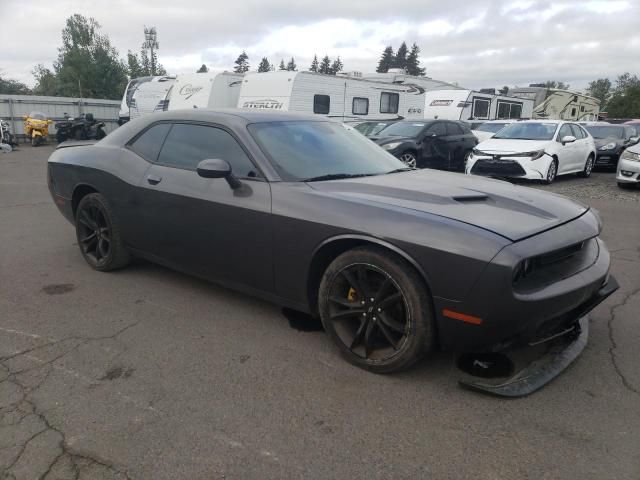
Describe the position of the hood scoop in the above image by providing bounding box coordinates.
[452,194,489,203]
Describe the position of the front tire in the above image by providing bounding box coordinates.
[398,151,417,168]
[544,159,558,184]
[75,193,130,271]
[318,246,434,373]
[579,154,595,178]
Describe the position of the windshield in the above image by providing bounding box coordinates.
[377,122,426,137]
[493,122,557,140]
[248,121,406,181]
[476,122,511,133]
[29,111,46,120]
[585,126,625,139]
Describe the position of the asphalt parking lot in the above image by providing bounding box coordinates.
[1,145,639,480]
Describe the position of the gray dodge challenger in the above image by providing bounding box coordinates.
[47,110,618,396]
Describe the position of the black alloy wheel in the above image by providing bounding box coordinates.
[75,193,129,271]
[319,247,434,373]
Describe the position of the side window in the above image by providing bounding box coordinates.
[380,92,399,114]
[557,124,573,142]
[625,126,635,140]
[446,122,463,136]
[427,122,447,136]
[472,98,490,119]
[352,97,369,115]
[128,123,172,162]
[569,124,583,139]
[156,124,259,178]
[313,95,330,114]
[571,107,577,117]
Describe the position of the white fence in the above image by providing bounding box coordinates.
[0,94,120,140]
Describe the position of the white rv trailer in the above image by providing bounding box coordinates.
[508,87,600,121]
[129,76,176,120]
[237,71,425,122]
[166,72,243,110]
[363,70,462,93]
[421,89,534,121]
[118,75,175,124]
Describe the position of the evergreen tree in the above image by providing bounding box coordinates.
[233,51,250,73]
[286,57,297,71]
[405,43,425,76]
[309,55,319,72]
[393,42,408,71]
[279,59,286,71]
[258,57,272,73]
[197,64,209,73]
[376,46,394,73]
[127,51,145,78]
[319,55,332,74]
[330,57,343,75]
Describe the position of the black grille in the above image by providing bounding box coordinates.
[471,159,526,176]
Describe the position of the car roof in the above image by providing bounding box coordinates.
[150,108,330,124]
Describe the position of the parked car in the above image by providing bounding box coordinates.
[466,120,596,184]
[471,120,519,142]
[616,141,640,188]
[623,119,640,137]
[584,124,639,169]
[372,120,477,170]
[47,110,618,395]
[353,120,398,137]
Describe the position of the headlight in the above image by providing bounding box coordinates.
[620,149,640,162]
[509,150,545,160]
[382,142,401,150]
[472,148,485,156]
[599,143,616,151]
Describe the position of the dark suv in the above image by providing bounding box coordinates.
[372,120,478,171]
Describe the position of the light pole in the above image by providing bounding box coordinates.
[142,26,159,76]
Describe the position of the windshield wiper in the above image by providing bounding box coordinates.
[303,173,375,182]
[386,167,415,174]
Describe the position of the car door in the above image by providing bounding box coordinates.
[555,123,580,173]
[445,121,477,171]
[137,122,273,294]
[569,123,590,167]
[421,122,449,170]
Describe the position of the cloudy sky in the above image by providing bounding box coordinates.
[1,0,639,91]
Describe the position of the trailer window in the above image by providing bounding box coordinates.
[380,92,399,114]
[352,97,369,115]
[472,98,490,119]
[313,95,330,115]
[497,101,523,119]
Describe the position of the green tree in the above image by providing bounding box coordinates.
[405,43,425,76]
[0,73,31,94]
[376,46,394,73]
[606,73,640,117]
[197,64,208,73]
[127,51,145,78]
[533,80,570,90]
[279,59,287,71]
[32,65,59,95]
[499,86,509,95]
[233,51,250,73]
[586,78,611,107]
[286,57,297,71]
[309,55,319,72]
[393,42,408,71]
[319,55,332,74]
[330,57,343,75]
[258,57,272,73]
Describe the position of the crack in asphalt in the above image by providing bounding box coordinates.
[606,286,640,396]
[0,322,141,479]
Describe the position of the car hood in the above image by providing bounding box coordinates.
[307,169,588,242]
[476,138,550,153]
[593,137,623,148]
[372,136,413,145]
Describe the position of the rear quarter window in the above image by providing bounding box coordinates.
[128,123,172,162]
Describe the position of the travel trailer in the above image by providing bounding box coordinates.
[363,70,462,93]
[508,87,600,121]
[128,76,176,120]
[421,89,534,121]
[237,71,425,122]
[166,72,243,110]
[118,75,175,124]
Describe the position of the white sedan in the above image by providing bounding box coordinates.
[466,121,596,184]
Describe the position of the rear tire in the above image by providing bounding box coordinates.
[318,246,434,373]
[398,151,417,168]
[75,193,130,272]
[578,154,595,178]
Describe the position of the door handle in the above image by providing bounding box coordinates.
[146,174,162,185]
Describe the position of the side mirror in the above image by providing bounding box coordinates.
[561,135,576,144]
[196,159,241,189]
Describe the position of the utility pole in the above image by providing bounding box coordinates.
[142,26,159,76]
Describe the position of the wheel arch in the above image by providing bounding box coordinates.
[71,183,99,218]
[306,234,432,314]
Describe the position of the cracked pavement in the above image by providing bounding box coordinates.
[1,146,639,479]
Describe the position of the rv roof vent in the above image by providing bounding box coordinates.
[387,68,406,74]
[336,71,363,78]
